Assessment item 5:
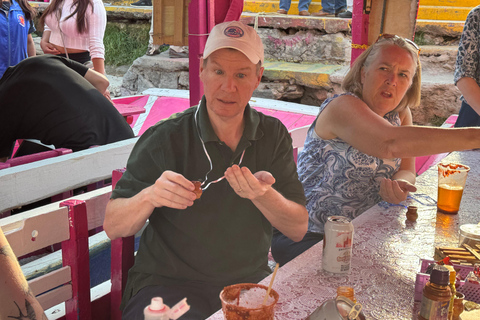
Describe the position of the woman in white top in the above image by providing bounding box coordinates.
[39,0,107,75]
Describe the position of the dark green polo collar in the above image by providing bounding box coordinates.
[196,96,264,144]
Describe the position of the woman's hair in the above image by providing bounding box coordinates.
[17,0,36,21]
[342,35,422,111]
[39,0,93,34]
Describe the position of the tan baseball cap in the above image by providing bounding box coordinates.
[203,21,264,66]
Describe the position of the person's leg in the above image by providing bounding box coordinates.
[313,0,335,16]
[149,16,154,47]
[278,0,291,14]
[321,0,335,13]
[279,0,291,11]
[271,230,323,266]
[454,100,480,127]
[298,0,312,13]
[122,283,223,320]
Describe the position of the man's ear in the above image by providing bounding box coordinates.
[199,58,205,81]
[255,67,264,88]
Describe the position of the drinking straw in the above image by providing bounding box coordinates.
[263,263,279,305]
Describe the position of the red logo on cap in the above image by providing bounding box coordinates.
[224,26,244,38]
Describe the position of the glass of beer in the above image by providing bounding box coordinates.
[437,163,470,214]
[219,283,279,320]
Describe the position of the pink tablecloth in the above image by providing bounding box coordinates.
[208,150,480,319]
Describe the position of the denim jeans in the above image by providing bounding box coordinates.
[279,0,312,12]
[271,229,324,266]
[321,0,347,13]
[454,100,480,127]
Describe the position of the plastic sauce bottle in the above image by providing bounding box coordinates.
[336,286,356,303]
[144,297,170,320]
[444,266,456,320]
[418,265,452,320]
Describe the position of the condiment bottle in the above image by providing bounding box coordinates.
[444,265,456,320]
[406,205,418,222]
[418,265,452,320]
[336,286,356,303]
[144,297,170,320]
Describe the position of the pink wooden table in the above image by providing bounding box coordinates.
[207,149,480,319]
[113,93,317,136]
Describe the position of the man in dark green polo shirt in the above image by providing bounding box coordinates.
[104,21,308,320]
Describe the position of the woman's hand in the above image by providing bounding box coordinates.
[40,39,60,54]
[379,178,417,204]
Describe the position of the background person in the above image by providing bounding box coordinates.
[272,34,480,266]
[277,0,312,16]
[454,5,480,127]
[313,0,347,17]
[0,226,47,319]
[0,0,36,78]
[103,21,308,320]
[0,55,134,162]
[39,0,108,97]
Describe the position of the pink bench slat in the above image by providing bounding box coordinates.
[1,148,72,169]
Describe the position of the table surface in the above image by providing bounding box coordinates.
[207,150,480,319]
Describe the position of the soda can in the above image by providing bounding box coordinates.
[322,216,354,273]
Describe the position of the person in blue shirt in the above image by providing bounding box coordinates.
[0,0,36,77]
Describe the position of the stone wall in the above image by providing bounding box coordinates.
[120,25,462,126]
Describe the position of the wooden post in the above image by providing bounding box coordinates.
[188,0,208,106]
[350,0,419,65]
[350,0,370,65]
[152,0,190,46]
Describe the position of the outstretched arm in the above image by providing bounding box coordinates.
[0,227,47,319]
[316,94,480,159]
[83,68,110,94]
[224,166,308,242]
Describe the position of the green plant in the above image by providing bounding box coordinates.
[429,115,448,127]
[104,22,150,67]
[414,31,428,46]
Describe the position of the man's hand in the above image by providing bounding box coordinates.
[379,178,417,204]
[146,170,197,209]
[224,165,275,199]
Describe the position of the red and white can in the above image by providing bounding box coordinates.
[322,216,354,273]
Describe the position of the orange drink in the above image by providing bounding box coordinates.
[437,184,464,214]
[437,163,470,215]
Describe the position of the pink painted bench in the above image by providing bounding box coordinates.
[2,199,96,320]
[1,184,120,319]
[0,148,72,170]
[117,92,317,137]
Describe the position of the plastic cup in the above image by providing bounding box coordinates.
[437,163,470,214]
[219,283,279,320]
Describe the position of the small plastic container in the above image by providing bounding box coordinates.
[459,223,480,248]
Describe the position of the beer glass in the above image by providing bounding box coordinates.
[437,163,470,214]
